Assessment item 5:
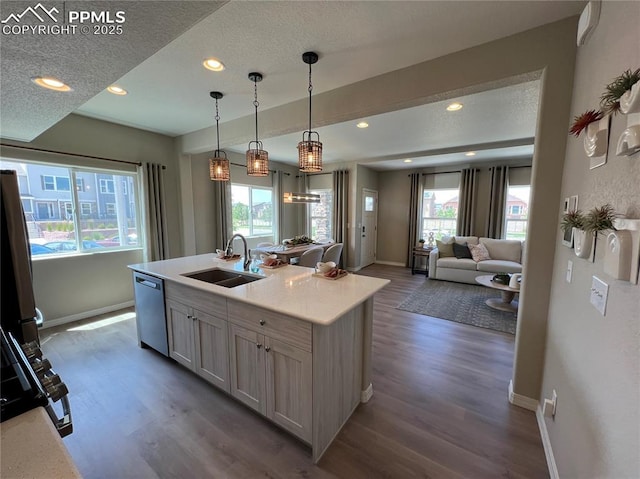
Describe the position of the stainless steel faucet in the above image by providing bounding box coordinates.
[225,234,250,270]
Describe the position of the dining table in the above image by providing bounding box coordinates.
[253,242,333,263]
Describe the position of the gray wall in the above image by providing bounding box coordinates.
[376,163,531,264]
[542,3,640,477]
[1,114,180,323]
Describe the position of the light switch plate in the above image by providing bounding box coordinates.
[566,260,573,283]
[590,276,609,316]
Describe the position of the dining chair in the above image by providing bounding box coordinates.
[297,247,324,268]
[322,243,343,265]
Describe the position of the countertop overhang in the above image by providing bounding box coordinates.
[128,254,389,325]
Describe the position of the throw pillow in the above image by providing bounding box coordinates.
[468,243,491,262]
[436,238,454,257]
[452,242,473,259]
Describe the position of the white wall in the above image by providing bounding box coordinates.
[542,3,640,477]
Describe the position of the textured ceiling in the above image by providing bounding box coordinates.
[1,0,585,168]
[0,1,225,141]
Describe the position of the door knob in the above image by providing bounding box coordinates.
[265,346,271,352]
[259,319,266,326]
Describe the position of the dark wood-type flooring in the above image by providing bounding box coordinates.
[40,264,548,478]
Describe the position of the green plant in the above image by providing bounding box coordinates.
[569,109,603,137]
[600,68,640,114]
[418,238,425,243]
[561,210,586,232]
[584,204,618,234]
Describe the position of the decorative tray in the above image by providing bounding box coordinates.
[260,262,288,269]
[312,271,349,281]
[217,254,241,261]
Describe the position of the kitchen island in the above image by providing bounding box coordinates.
[128,253,389,462]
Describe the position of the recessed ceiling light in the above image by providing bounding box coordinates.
[107,85,127,95]
[446,102,463,111]
[203,58,225,72]
[403,159,412,163]
[465,151,476,156]
[32,76,71,92]
[356,121,369,129]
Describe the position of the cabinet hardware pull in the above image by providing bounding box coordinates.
[187,314,192,319]
[192,316,197,321]
[265,347,271,352]
[259,319,266,326]
[256,343,262,348]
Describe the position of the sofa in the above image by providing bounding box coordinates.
[428,236,523,284]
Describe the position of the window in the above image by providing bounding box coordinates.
[421,188,458,240]
[504,185,530,240]
[42,175,55,191]
[105,203,116,216]
[0,159,141,255]
[80,203,92,216]
[99,179,115,194]
[41,175,71,191]
[308,189,333,241]
[231,184,273,238]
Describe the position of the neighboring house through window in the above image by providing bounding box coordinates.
[421,188,458,240]
[308,189,333,241]
[504,185,530,240]
[231,184,274,239]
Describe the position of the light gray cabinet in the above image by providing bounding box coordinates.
[227,306,312,443]
[165,283,230,393]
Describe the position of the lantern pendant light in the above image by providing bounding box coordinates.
[246,72,269,177]
[209,91,230,181]
[298,51,323,173]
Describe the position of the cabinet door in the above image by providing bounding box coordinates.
[194,309,230,393]
[166,299,195,370]
[228,324,265,414]
[265,337,312,443]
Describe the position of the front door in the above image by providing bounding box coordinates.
[360,189,378,268]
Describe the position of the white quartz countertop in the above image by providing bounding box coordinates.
[1,407,82,479]
[128,254,389,325]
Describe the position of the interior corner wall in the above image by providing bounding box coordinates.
[0,113,181,323]
[541,2,640,477]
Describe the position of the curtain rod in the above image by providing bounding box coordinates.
[229,161,289,175]
[417,165,531,176]
[0,143,150,168]
[295,171,332,178]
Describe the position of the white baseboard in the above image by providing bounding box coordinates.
[536,406,560,479]
[361,383,373,403]
[40,301,135,329]
[508,379,539,411]
[374,260,406,267]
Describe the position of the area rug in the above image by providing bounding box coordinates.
[397,279,517,334]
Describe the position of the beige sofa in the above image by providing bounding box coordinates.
[428,236,523,284]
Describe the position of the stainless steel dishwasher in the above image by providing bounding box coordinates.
[133,272,168,356]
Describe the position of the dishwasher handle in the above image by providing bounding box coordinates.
[135,275,160,290]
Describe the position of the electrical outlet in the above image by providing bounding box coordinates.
[590,276,609,316]
[566,260,573,283]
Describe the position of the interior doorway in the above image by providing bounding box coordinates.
[360,189,378,268]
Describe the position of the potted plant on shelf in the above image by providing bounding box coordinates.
[584,204,618,235]
[601,68,640,115]
[569,110,604,137]
[417,238,425,248]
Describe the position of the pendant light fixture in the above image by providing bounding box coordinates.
[209,91,230,181]
[246,72,269,177]
[297,51,322,173]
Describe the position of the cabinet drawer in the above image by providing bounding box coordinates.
[165,281,227,321]
[228,301,312,352]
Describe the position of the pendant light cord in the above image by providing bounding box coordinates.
[253,79,259,145]
[307,62,313,134]
[215,97,221,153]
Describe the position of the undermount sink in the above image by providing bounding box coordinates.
[181,268,262,288]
